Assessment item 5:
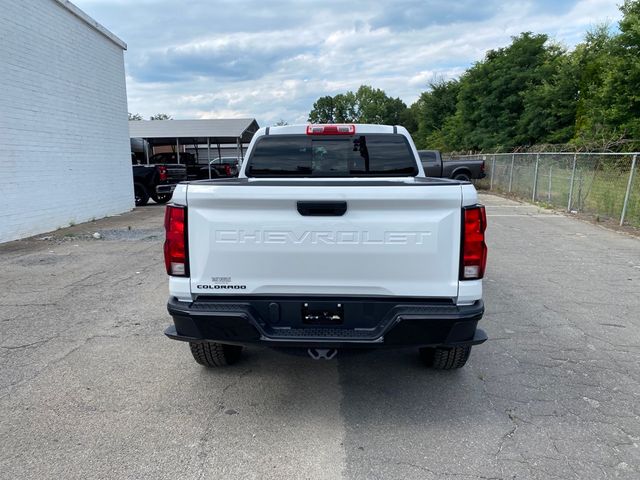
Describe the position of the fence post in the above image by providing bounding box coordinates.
[489,155,495,190]
[620,154,637,226]
[567,153,577,212]
[532,153,540,202]
[578,172,584,211]
[548,165,553,202]
[482,155,487,187]
[508,153,515,192]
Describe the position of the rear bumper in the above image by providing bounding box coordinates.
[156,184,177,194]
[165,296,486,349]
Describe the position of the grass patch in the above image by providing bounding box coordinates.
[478,155,639,227]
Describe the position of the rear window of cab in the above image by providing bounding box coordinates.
[246,134,418,177]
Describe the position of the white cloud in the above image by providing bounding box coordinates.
[76,0,623,125]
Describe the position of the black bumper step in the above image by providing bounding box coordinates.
[268,326,380,341]
[166,296,486,348]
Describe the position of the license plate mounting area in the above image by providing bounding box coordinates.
[302,302,344,325]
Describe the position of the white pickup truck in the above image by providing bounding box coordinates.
[163,124,487,369]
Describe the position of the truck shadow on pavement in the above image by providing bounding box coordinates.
[187,345,487,425]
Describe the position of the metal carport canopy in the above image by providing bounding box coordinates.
[128,118,259,144]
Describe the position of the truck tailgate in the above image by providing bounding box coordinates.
[186,182,462,298]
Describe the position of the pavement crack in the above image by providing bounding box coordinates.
[0,333,121,400]
[0,302,57,307]
[1,338,54,350]
[64,271,107,289]
[394,460,503,479]
[495,409,521,456]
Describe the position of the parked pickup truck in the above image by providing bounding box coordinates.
[151,152,239,180]
[203,156,240,178]
[132,162,186,206]
[418,150,486,181]
[163,124,488,369]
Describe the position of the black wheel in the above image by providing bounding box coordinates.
[151,193,172,204]
[189,342,243,367]
[134,183,149,206]
[420,345,471,370]
[453,172,471,182]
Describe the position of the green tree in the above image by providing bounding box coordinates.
[150,113,172,120]
[354,85,406,124]
[517,51,578,145]
[128,112,143,121]
[576,2,640,147]
[308,85,409,127]
[400,102,419,136]
[443,33,561,150]
[572,25,616,146]
[412,79,460,148]
[333,92,359,122]
[308,93,358,123]
[308,96,337,123]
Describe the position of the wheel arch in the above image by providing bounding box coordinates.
[450,167,472,179]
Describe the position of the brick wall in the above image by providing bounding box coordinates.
[0,0,133,243]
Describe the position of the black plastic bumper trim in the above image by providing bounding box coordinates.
[156,184,177,194]
[165,296,485,348]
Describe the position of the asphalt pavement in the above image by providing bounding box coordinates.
[1,194,639,479]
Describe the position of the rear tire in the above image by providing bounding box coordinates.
[453,172,471,182]
[420,345,471,370]
[134,183,149,206]
[189,342,243,367]
[151,193,172,204]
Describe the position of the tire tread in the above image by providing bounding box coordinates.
[189,342,242,367]
[420,345,471,370]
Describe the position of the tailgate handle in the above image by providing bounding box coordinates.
[297,201,347,216]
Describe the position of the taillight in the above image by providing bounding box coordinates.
[158,165,168,182]
[480,161,485,173]
[460,205,487,280]
[306,124,356,135]
[164,205,188,276]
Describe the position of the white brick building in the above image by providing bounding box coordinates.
[0,0,133,243]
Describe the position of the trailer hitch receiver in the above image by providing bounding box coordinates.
[307,348,338,360]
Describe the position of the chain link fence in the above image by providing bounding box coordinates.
[449,153,640,227]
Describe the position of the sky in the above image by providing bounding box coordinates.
[74,0,623,126]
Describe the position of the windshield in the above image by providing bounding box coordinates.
[246,134,418,177]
